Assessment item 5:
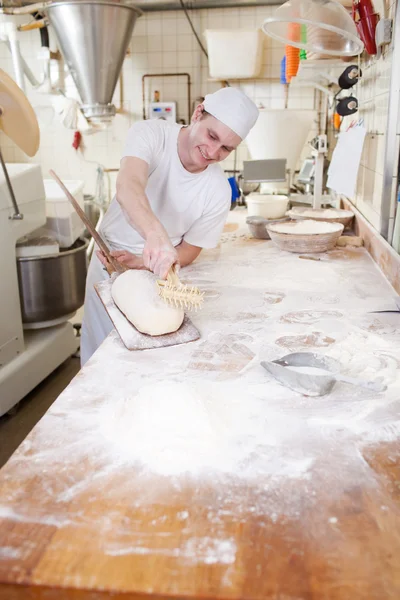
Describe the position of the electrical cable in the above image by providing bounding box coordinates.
[178,0,231,88]
[179,0,208,59]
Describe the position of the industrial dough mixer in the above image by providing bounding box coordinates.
[0,69,78,416]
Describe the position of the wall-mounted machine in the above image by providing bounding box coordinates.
[149,102,177,123]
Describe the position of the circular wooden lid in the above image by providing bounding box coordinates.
[0,69,39,157]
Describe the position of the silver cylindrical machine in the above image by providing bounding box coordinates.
[45,0,142,121]
[17,238,88,325]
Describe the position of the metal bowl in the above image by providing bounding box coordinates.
[17,238,88,324]
[246,216,289,239]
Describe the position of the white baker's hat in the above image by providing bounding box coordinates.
[203,87,259,140]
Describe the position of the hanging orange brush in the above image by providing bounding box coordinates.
[333,112,342,130]
[285,23,301,83]
[285,45,300,82]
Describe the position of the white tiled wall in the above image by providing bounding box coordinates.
[0,5,316,200]
[342,0,399,236]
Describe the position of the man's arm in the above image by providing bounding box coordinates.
[176,240,202,267]
[116,156,178,278]
[96,240,201,272]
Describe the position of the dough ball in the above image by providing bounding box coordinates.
[111,270,184,336]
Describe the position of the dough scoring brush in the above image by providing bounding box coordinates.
[157,265,204,311]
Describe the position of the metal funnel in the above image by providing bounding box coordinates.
[45,1,142,122]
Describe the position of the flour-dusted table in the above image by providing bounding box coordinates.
[1,219,400,600]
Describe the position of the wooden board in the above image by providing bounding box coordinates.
[94,278,200,351]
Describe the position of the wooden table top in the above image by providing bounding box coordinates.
[1,220,400,600]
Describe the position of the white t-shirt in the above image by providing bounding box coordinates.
[99,119,231,254]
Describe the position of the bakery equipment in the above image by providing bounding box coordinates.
[287,206,354,228]
[44,0,143,122]
[94,276,200,351]
[261,0,364,57]
[0,69,78,416]
[266,219,344,253]
[245,109,316,194]
[17,238,88,326]
[261,352,386,396]
[246,215,289,239]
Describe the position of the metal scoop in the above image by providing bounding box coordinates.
[261,352,387,397]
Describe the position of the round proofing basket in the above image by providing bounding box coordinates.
[267,221,344,253]
[286,207,354,228]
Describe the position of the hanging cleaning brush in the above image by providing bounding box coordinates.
[157,265,204,311]
[285,45,300,83]
[285,23,301,83]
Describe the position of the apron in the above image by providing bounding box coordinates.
[80,253,114,366]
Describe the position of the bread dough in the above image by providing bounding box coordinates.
[111,270,184,336]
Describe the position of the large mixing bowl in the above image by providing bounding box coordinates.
[17,238,88,324]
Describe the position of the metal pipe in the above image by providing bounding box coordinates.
[0,0,279,12]
[0,148,23,220]
[8,36,26,92]
[382,0,400,241]
[142,73,191,123]
[5,41,42,88]
[0,2,53,15]
[136,0,280,11]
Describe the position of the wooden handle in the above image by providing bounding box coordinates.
[49,170,125,274]
[167,264,181,287]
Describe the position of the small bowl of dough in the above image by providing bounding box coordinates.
[246,215,289,239]
[266,219,344,253]
[286,206,354,228]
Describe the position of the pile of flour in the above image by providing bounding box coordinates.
[99,380,314,478]
[98,327,400,480]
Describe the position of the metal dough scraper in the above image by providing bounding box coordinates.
[261,352,387,396]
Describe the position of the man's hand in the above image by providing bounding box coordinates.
[96,249,145,273]
[143,230,179,279]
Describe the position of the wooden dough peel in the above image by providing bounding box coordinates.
[50,170,126,274]
[95,276,200,351]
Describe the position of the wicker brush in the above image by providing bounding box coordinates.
[157,265,204,311]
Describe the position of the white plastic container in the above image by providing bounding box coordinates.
[246,194,289,219]
[205,29,264,80]
[44,179,85,248]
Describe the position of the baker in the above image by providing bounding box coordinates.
[81,87,259,365]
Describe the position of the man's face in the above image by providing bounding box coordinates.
[187,112,242,169]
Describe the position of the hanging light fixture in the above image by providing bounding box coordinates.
[262,0,364,57]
